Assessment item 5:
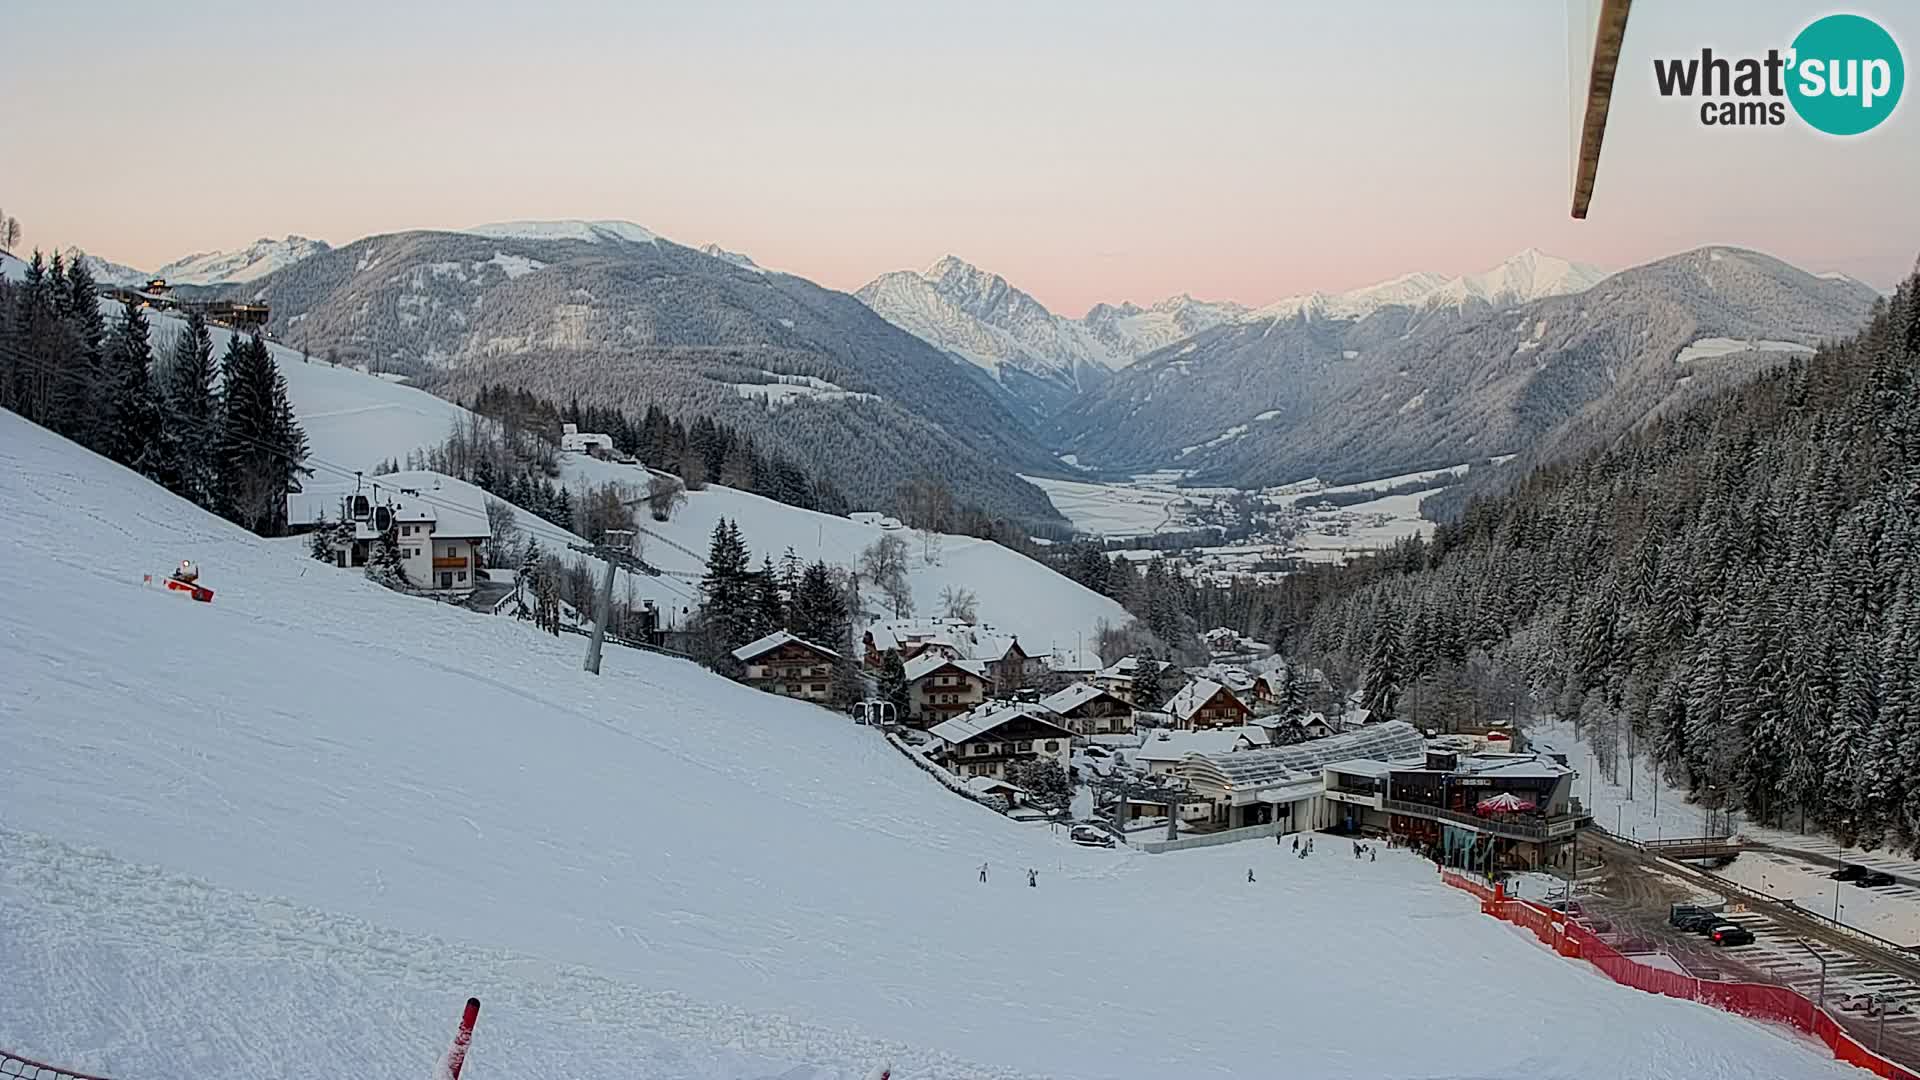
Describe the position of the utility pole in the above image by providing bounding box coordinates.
[574,529,636,676]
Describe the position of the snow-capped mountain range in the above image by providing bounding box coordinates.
[62,236,332,287]
[1246,249,1611,322]
[855,255,1247,414]
[464,219,662,246]
[854,249,1609,415]
[153,236,333,286]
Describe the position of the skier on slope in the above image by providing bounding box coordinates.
[1028,868,1037,888]
[1247,868,1256,883]
[979,862,988,883]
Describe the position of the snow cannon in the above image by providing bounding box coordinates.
[146,561,214,602]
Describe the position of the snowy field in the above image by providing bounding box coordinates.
[1018,474,1196,538]
[0,413,1859,1079]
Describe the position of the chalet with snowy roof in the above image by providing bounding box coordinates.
[1092,656,1176,704]
[731,630,840,703]
[1188,663,1255,696]
[1167,679,1252,731]
[928,702,1075,782]
[863,619,1037,691]
[1038,681,1134,737]
[303,473,491,595]
[974,634,1040,691]
[905,654,989,727]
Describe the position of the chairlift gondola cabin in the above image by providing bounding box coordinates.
[349,473,371,522]
[372,504,394,533]
[852,700,898,727]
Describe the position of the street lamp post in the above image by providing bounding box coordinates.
[1794,939,1828,1011]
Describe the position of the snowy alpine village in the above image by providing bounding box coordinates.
[8,5,1920,1077]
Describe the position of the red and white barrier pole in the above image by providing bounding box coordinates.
[444,997,480,1080]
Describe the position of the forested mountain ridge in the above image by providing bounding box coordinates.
[1295,259,1920,851]
[1058,247,1879,489]
[235,227,1065,523]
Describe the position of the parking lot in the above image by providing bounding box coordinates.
[1575,831,1920,1068]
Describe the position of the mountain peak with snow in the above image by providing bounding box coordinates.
[150,235,331,286]
[464,220,662,246]
[1247,251,1608,323]
[699,242,763,272]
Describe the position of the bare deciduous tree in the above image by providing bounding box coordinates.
[940,585,978,623]
[647,471,687,522]
[861,534,912,618]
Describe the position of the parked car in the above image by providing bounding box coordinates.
[1683,913,1725,935]
[1830,863,1867,881]
[1082,745,1114,759]
[1549,900,1585,917]
[1858,870,1897,887]
[1069,823,1116,848]
[1710,924,1755,947]
[1578,915,1615,934]
[1669,903,1711,927]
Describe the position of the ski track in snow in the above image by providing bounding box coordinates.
[0,830,1014,1080]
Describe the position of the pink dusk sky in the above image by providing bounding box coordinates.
[6,0,1917,315]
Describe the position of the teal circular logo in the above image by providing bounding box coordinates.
[1787,14,1904,135]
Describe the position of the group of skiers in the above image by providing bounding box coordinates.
[976,863,1042,888]
[981,830,1389,890]
[1245,832,1382,881]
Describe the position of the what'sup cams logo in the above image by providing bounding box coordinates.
[1653,13,1903,134]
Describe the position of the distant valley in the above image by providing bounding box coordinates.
[83,227,1880,549]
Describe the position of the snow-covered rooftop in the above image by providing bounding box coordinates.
[1038,681,1119,715]
[1136,728,1250,762]
[1167,678,1241,723]
[1322,758,1396,779]
[927,703,1072,746]
[1180,721,1427,794]
[903,653,986,683]
[731,629,839,663]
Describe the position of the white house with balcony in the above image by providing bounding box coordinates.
[294,471,493,596]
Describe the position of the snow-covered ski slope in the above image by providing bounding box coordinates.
[0,412,1855,1078]
[143,304,1126,652]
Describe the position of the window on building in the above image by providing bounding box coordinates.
[970,744,988,755]
[786,684,801,693]
[1017,741,1032,752]
[810,684,825,693]
[457,571,466,582]
[1044,741,1059,752]
[446,546,457,558]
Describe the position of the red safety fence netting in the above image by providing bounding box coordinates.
[1438,870,1920,1080]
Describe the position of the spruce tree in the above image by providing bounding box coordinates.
[880,648,911,720]
[102,300,162,477]
[1359,618,1403,722]
[162,309,219,507]
[699,518,753,651]
[1132,653,1164,709]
